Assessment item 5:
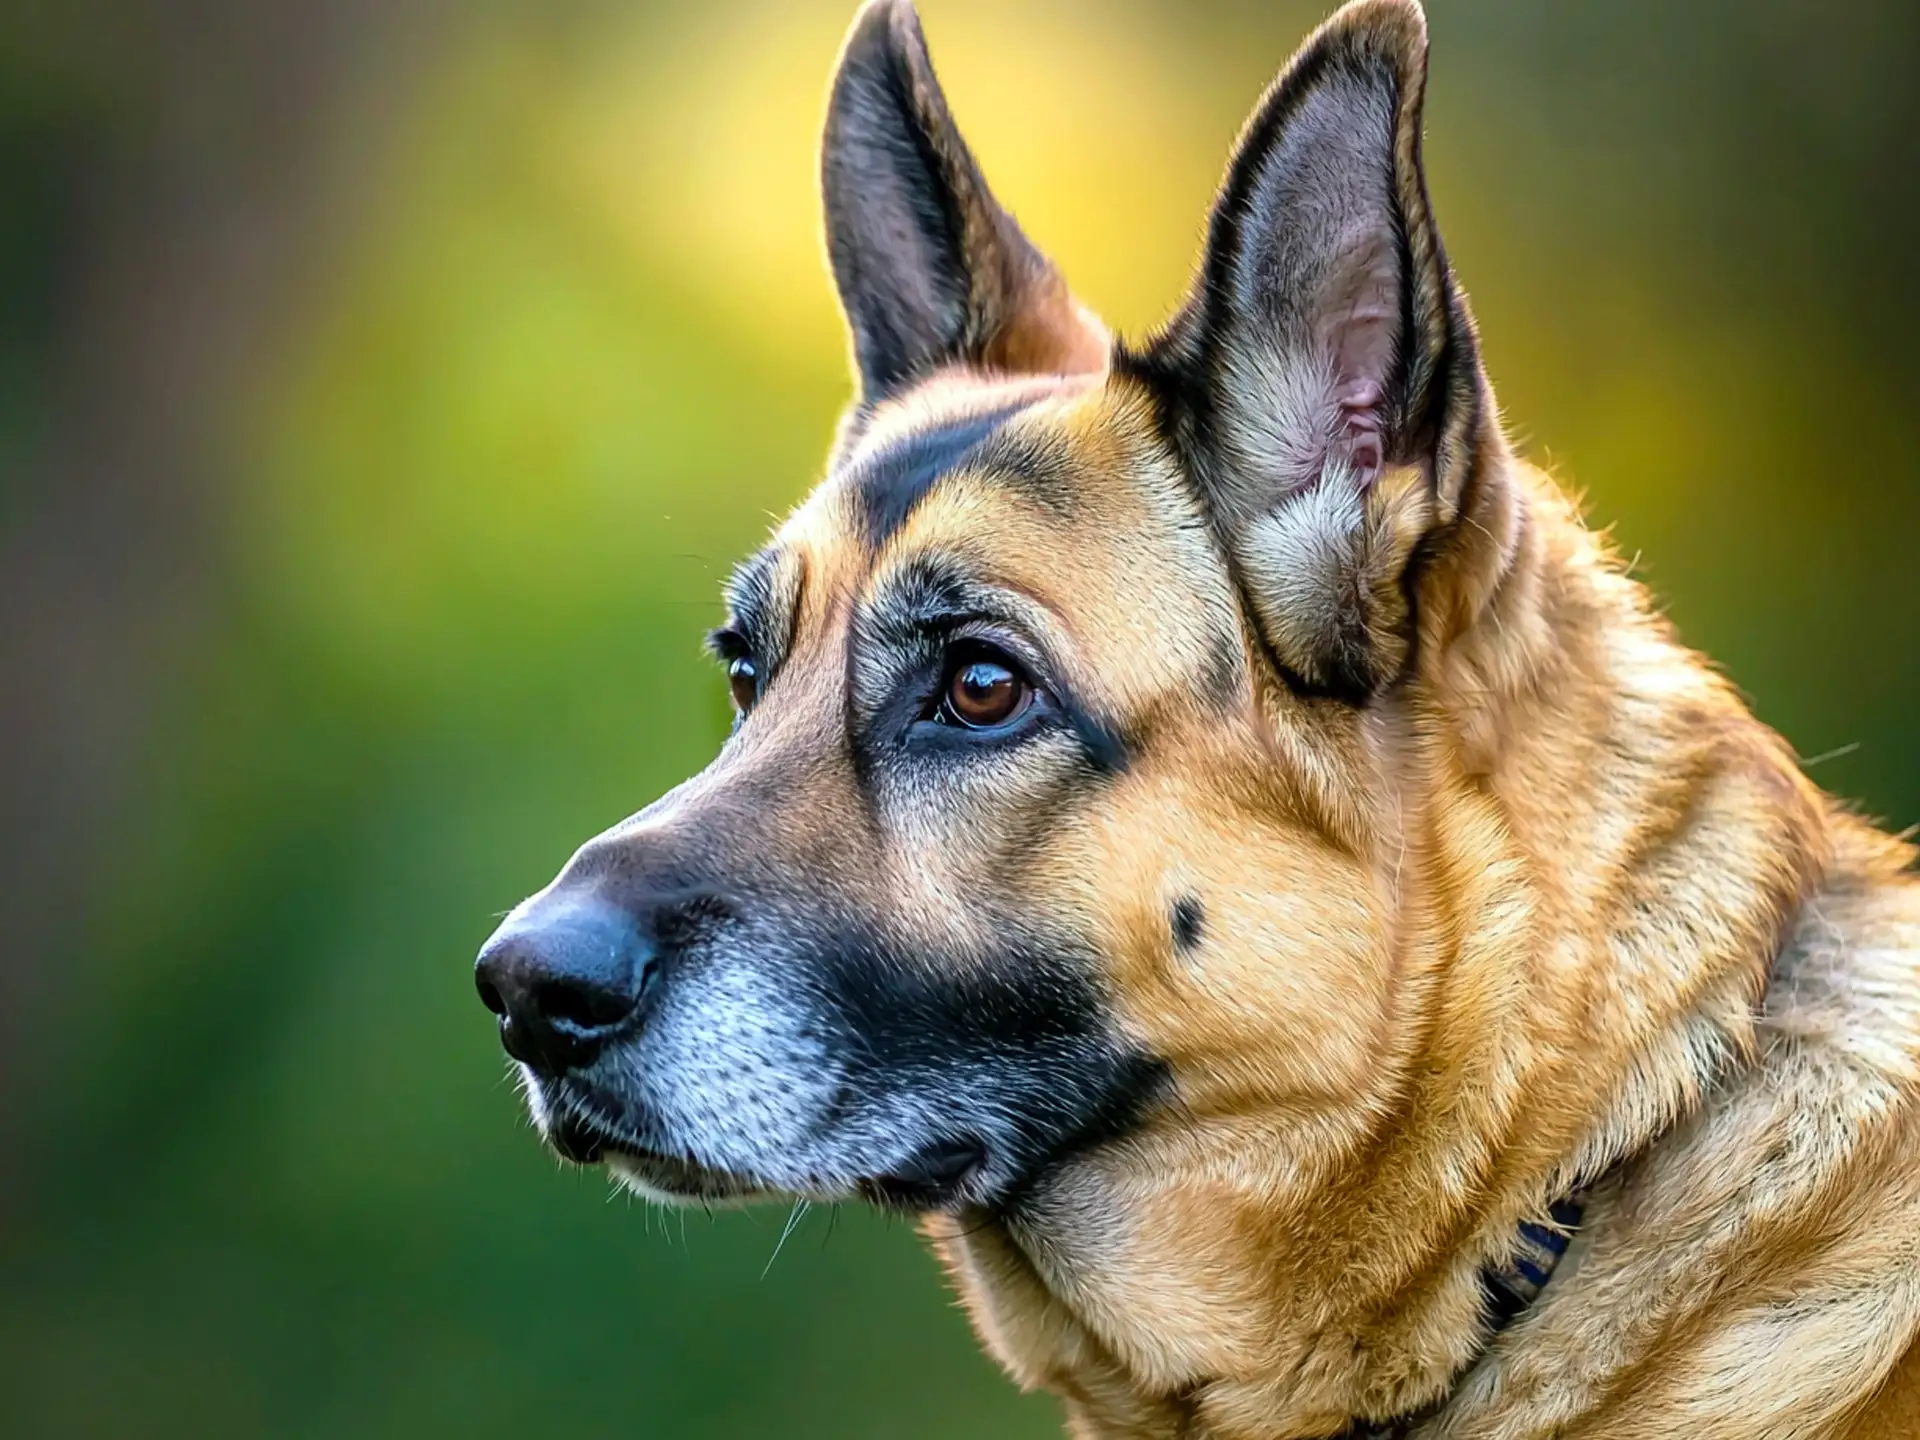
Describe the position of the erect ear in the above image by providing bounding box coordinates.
[1126,0,1495,702]
[821,0,1109,401]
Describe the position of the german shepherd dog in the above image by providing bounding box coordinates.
[473,1,1920,1434]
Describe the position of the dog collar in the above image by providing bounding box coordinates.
[1336,1187,1587,1439]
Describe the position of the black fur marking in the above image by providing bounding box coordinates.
[1197,627,1247,708]
[969,426,1084,520]
[848,406,1024,548]
[718,546,796,674]
[811,922,1170,1212]
[1252,603,1377,709]
[1067,709,1131,775]
[1314,610,1387,707]
[1171,896,1205,952]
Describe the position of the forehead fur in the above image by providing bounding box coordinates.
[764,371,1244,687]
[742,364,1383,874]
[872,384,1241,718]
[753,378,1041,633]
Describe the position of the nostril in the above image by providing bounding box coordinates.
[533,978,636,1032]
[475,975,507,1016]
[474,900,672,1070]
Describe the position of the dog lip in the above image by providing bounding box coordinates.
[541,1092,768,1200]
[858,1136,989,1211]
[541,1088,652,1168]
[538,1083,1004,1210]
[547,1114,701,1188]
[546,1111,610,1165]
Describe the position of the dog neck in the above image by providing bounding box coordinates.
[926,444,1833,1438]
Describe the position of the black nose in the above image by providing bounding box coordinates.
[474,899,656,1074]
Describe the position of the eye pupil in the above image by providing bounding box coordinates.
[945,657,1027,728]
[728,657,759,713]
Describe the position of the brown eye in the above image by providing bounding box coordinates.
[942,655,1030,729]
[727,656,759,713]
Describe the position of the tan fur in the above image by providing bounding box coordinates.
[726,2,1920,1433]
[758,342,1920,1435]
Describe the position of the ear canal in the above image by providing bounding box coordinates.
[1124,0,1493,702]
[821,0,1108,400]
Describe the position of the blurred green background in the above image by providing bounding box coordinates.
[1,1,1915,1435]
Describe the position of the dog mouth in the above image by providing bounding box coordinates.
[542,1107,765,1203]
[540,1096,993,1212]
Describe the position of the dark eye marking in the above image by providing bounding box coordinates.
[851,557,1134,775]
[1171,896,1205,952]
[714,546,799,677]
[709,547,802,724]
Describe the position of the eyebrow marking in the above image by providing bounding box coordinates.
[854,554,991,650]
[716,545,801,670]
[846,404,1027,547]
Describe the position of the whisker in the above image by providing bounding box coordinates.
[820,1203,841,1254]
[1799,742,1861,769]
[761,1200,811,1279]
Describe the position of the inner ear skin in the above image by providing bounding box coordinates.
[1116,3,1486,705]
[1222,76,1405,507]
[1322,233,1399,484]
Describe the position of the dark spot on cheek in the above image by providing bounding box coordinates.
[1171,895,1205,953]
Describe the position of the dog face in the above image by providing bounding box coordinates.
[476,0,1484,1230]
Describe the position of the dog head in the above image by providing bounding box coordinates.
[476,0,1493,1224]
[475,5,1843,1428]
